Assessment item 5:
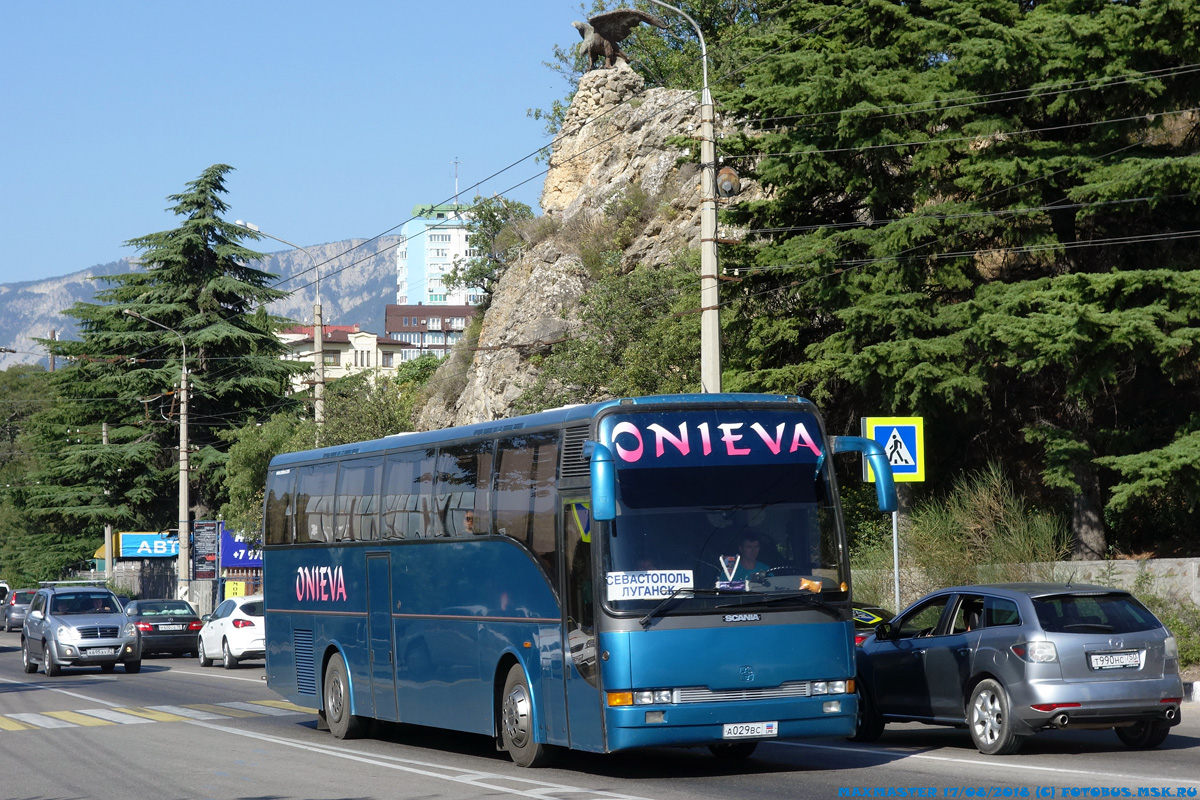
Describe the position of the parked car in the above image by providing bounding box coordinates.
[21,585,142,674]
[124,599,202,656]
[853,583,1184,754]
[198,594,265,669]
[851,601,893,646]
[4,588,36,632]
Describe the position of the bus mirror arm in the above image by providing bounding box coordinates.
[584,440,617,521]
[831,436,898,513]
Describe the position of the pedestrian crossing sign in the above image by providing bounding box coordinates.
[861,417,925,483]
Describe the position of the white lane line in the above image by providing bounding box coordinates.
[776,740,1200,785]
[166,669,267,684]
[217,701,302,716]
[74,708,156,724]
[187,719,655,800]
[145,705,228,720]
[0,675,120,706]
[6,712,77,729]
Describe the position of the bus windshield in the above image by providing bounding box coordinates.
[604,462,846,613]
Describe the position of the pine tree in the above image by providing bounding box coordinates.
[24,165,307,570]
[720,0,1200,556]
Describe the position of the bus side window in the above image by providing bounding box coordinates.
[495,433,559,584]
[335,457,383,542]
[382,451,432,539]
[264,469,295,546]
[295,462,337,544]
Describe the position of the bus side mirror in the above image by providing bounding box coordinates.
[584,440,616,521]
[831,436,897,512]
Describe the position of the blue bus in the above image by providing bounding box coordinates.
[261,393,896,766]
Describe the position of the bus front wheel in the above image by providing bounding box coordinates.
[324,655,365,740]
[500,664,553,767]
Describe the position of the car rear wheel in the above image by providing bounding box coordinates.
[500,663,554,767]
[43,642,61,676]
[198,637,213,667]
[849,682,885,742]
[1115,720,1171,749]
[323,654,364,739]
[222,639,239,669]
[21,640,36,674]
[968,679,1026,755]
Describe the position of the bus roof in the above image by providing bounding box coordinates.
[267,393,811,468]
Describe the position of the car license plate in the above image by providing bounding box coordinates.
[158,624,184,631]
[722,721,778,739]
[88,648,115,656]
[1089,651,1140,670]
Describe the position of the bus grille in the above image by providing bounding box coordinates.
[675,681,812,704]
[560,425,591,479]
[78,626,120,639]
[294,629,316,695]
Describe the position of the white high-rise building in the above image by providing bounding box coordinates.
[396,203,485,306]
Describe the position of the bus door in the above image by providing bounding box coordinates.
[562,498,604,751]
[366,553,399,721]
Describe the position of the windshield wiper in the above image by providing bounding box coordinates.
[716,591,842,619]
[639,588,730,627]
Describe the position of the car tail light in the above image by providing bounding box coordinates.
[188,621,203,631]
[232,619,255,628]
[1011,642,1058,663]
[854,632,869,646]
[1031,702,1081,712]
[135,621,154,632]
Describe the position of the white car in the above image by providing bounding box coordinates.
[198,594,265,669]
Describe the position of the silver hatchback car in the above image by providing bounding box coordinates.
[854,583,1184,754]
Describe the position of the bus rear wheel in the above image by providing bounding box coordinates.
[324,654,364,740]
[500,664,553,767]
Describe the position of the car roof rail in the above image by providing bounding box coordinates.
[37,580,109,587]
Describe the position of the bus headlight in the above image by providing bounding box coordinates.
[609,689,675,706]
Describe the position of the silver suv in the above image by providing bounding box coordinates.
[854,583,1184,754]
[22,585,142,675]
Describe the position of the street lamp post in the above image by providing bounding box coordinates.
[235,221,325,427]
[123,309,190,600]
[648,0,720,393]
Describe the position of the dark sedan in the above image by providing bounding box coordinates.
[124,599,202,656]
[853,583,1184,754]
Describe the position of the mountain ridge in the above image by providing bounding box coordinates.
[0,237,404,371]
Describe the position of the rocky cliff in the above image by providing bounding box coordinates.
[416,64,724,428]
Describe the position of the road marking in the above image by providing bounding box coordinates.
[145,704,235,720]
[0,700,305,731]
[188,720,655,800]
[109,706,192,722]
[217,701,303,716]
[776,740,1200,786]
[6,712,78,728]
[74,708,155,724]
[0,675,121,706]
[41,710,116,726]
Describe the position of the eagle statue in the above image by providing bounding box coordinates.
[572,8,667,71]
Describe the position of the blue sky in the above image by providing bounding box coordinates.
[0,1,582,284]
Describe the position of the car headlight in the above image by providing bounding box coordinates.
[56,625,81,643]
[123,622,138,638]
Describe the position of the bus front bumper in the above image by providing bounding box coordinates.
[603,692,856,752]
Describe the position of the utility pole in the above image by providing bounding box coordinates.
[103,422,113,583]
[648,0,720,392]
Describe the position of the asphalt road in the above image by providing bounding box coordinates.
[1,630,1197,800]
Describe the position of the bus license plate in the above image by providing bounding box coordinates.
[88,648,115,656]
[1090,651,1140,670]
[722,721,778,739]
[159,624,184,631]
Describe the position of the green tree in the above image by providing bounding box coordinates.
[445,195,535,304]
[721,0,1200,557]
[219,354,443,537]
[518,254,701,412]
[23,165,306,575]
